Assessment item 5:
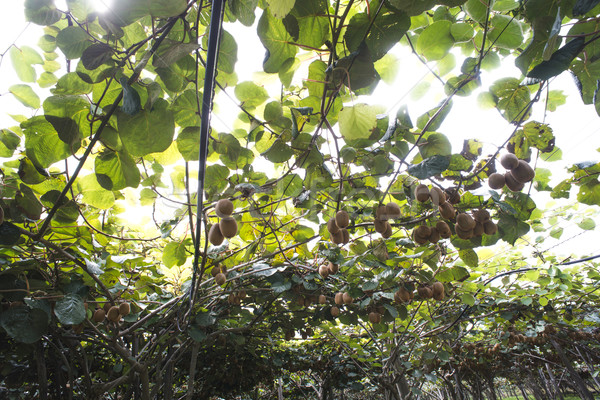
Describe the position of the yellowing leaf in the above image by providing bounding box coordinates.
[338,104,380,142]
[267,0,296,18]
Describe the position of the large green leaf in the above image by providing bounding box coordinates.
[24,0,61,25]
[9,84,40,109]
[416,20,455,61]
[0,306,49,343]
[329,42,380,91]
[54,293,86,325]
[257,9,298,73]
[234,81,269,109]
[56,26,91,59]
[0,129,21,158]
[163,241,188,268]
[262,139,295,163]
[77,174,116,209]
[117,100,175,156]
[95,149,141,191]
[419,133,452,158]
[407,155,451,179]
[22,116,74,168]
[338,104,380,142]
[267,0,296,18]
[388,0,437,16]
[227,0,259,26]
[488,14,523,49]
[176,127,200,161]
[10,46,43,83]
[489,78,531,123]
[102,0,187,27]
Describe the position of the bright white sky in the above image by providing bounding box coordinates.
[1,1,599,262]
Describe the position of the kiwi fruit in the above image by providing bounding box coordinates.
[397,287,411,303]
[505,172,525,192]
[335,210,349,229]
[228,293,240,305]
[376,205,389,221]
[331,229,344,244]
[428,227,440,243]
[118,302,130,316]
[318,294,327,304]
[455,225,474,240]
[211,266,221,277]
[500,153,519,170]
[215,199,234,217]
[237,289,246,299]
[432,282,444,300]
[413,226,430,245]
[473,209,490,223]
[374,218,387,234]
[382,222,393,239]
[386,202,401,219]
[439,202,455,219]
[415,184,430,202]
[328,262,339,274]
[107,306,120,322]
[330,306,340,317]
[473,221,484,237]
[368,311,381,324]
[318,264,329,279]
[430,187,446,206]
[285,330,294,341]
[215,272,227,286]
[92,309,106,323]
[103,303,112,313]
[511,160,535,183]
[488,173,506,189]
[445,188,461,204]
[342,292,353,304]
[208,224,225,246]
[456,213,476,230]
[417,286,432,299]
[483,220,497,235]
[436,221,452,238]
[334,292,344,305]
[219,217,238,238]
[327,218,340,234]
[341,228,350,244]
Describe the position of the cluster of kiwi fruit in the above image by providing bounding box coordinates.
[328,291,354,317]
[417,282,445,301]
[416,184,460,218]
[211,265,228,286]
[413,221,452,245]
[488,153,535,192]
[93,301,131,323]
[453,209,497,239]
[318,261,339,279]
[373,202,401,238]
[394,286,414,303]
[209,199,238,246]
[326,210,350,245]
[227,289,246,305]
[368,305,386,324]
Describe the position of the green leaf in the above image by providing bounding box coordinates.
[163,241,188,268]
[578,218,596,230]
[0,306,48,343]
[53,72,93,95]
[416,20,455,61]
[389,0,437,16]
[262,139,294,163]
[54,293,86,325]
[25,0,61,25]
[227,0,259,26]
[15,184,43,220]
[56,26,91,59]
[338,104,379,142]
[527,37,585,81]
[419,133,452,158]
[9,85,40,109]
[459,249,479,267]
[451,23,475,42]
[22,116,74,168]
[463,0,492,23]
[578,181,600,205]
[205,164,230,197]
[329,42,380,91]
[407,155,450,179]
[345,11,410,62]
[489,78,531,123]
[234,81,269,109]
[522,121,554,152]
[176,127,200,161]
[202,30,237,74]
[102,0,187,27]
[258,9,298,73]
[498,214,530,245]
[117,100,175,156]
[77,174,116,209]
[267,0,296,18]
[573,0,600,15]
[460,293,476,306]
[95,149,141,191]
[81,43,114,70]
[119,77,142,116]
[0,129,21,158]
[10,46,43,83]
[0,222,22,246]
[488,14,523,49]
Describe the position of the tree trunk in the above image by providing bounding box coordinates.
[518,383,531,400]
[35,341,48,400]
[545,364,564,400]
[550,339,594,400]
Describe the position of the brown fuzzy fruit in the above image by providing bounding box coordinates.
[376,205,389,222]
[215,199,234,217]
[511,160,535,183]
[331,229,344,244]
[455,225,474,240]
[318,264,329,279]
[456,213,476,230]
[319,294,327,304]
[327,218,340,234]
[92,309,106,323]
[118,302,130,316]
[382,222,393,239]
[215,272,227,286]
[428,227,440,243]
[103,303,112,313]
[397,287,412,303]
[430,187,446,206]
[436,221,452,238]
[488,173,506,190]
[445,188,461,204]
[417,286,433,299]
[219,217,238,238]
[330,306,340,317]
[415,184,430,202]
[483,220,497,235]
[439,202,455,219]
[211,266,221,277]
[473,221,484,237]
[505,172,525,192]
[107,306,120,322]
[342,292,353,304]
[334,292,344,305]
[209,224,225,246]
[413,226,430,245]
[374,218,387,234]
[386,202,401,219]
[328,262,339,274]
[341,228,350,244]
[500,153,519,170]
[473,209,490,223]
[335,210,349,229]
[369,312,381,324]
[432,282,445,301]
